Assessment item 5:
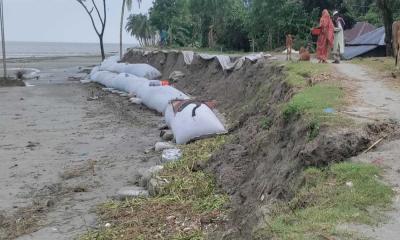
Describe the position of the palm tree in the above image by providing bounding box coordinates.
[120,0,142,59]
[126,14,156,47]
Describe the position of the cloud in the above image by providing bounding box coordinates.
[4,0,153,43]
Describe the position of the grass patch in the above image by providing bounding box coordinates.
[351,57,400,76]
[80,136,228,240]
[260,116,272,130]
[283,83,344,123]
[255,162,394,240]
[282,61,349,131]
[285,61,329,88]
[0,202,46,240]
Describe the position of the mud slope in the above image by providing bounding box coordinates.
[122,50,392,239]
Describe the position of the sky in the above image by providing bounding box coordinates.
[4,0,153,43]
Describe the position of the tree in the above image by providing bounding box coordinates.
[120,0,142,59]
[149,0,192,47]
[126,14,158,47]
[376,0,400,56]
[76,0,107,60]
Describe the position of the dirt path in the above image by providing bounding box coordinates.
[335,63,400,121]
[0,83,162,239]
[335,62,400,239]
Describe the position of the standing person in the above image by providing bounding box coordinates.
[333,11,345,63]
[317,9,334,63]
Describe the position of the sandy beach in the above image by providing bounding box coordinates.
[1,55,103,85]
[0,56,163,239]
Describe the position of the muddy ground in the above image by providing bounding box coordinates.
[0,56,162,240]
[2,52,400,240]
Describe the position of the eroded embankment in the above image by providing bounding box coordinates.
[122,50,394,239]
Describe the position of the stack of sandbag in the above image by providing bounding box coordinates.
[90,71,188,114]
[99,56,162,79]
[165,100,226,144]
[89,56,227,144]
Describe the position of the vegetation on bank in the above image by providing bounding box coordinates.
[282,62,347,140]
[351,57,400,77]
[255,162,393,239]
[126,0,400,52]
[80,136,228,240]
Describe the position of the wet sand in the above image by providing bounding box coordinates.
[0,56,162,239]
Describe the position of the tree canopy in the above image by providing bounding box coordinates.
[125,0,400,52]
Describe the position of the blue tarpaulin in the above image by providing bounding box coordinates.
[343,27,385,60]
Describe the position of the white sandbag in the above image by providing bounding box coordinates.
[130,97,142,105]
[100,55,120,69]
[90,66,100,78]
[182,51,194,65]
[100,60,161,79]
[139,86,189,114]
[165,103,226,144]
[91,71,119,87]
[116,73,149,94]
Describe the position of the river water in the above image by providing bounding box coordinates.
[0,41,137,59]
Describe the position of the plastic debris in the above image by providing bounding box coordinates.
[161,148,182,163]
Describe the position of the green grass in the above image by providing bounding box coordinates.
[282,61,349,134]
[80,136,228,240]
[283,83,344,122]
[351,57,400,76]
[255,162,394,240]
[285,61,330,88]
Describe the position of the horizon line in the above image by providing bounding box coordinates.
[5,40,139,45]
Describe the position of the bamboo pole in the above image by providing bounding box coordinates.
[0,0,6,79]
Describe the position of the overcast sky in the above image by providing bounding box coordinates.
[4,0,153,43]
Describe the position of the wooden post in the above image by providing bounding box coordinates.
[0,0,6,79]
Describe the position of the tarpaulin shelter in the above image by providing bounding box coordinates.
[343,26,386,60]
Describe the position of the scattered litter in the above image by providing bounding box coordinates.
[363,136,386,154]
[161,148,182,163]
[105,223,111,228]
[67,76,83,81]
[26,141,40,149]
[346,181,353,188]
[116,187,149,200]
[324,108,335,113]
[155,142,175,152]
[161,130,174,141]
[87,96,99,101]
[9,164,18,169]
[139,165,164,188]
[80,79,91,84]
[130,97,142,105]
[158,123,168,130]
[169,71,185,82]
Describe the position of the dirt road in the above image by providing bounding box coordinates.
[0,70,162,239]
[335,62,400,240]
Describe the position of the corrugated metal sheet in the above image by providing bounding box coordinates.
[344,22,376,43]
[347,27,385,46]
[343,45,378,60]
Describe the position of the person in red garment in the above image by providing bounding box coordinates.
[317,9,334,63]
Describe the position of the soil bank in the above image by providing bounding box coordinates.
[122,50,396,239]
